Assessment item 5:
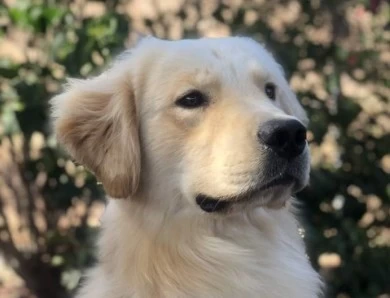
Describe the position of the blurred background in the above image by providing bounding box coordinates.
[0,0,389,297]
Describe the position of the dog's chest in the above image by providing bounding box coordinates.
[116,213,319,297]
[153,232,319,298]
[123,237,320,298]
[86,207,321,298]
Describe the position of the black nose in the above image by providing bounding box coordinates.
[258,119,307,160]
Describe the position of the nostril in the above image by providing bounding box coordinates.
[271,129,289,148]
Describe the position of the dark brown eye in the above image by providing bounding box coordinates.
[176,90,208,108]
[265,83,276,100]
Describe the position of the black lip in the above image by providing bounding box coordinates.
[196,195,230,213]
[196,175,296,213]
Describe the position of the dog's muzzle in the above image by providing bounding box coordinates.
[196,119,308,213]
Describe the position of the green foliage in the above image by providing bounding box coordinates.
[0,1,389,298]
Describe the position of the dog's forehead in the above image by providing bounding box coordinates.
[153,37,278,82]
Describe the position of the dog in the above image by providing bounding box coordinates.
[51,37,322,298]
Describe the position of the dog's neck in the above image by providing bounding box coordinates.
[96,193,321,297]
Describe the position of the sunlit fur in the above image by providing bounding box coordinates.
[51,37,322,298]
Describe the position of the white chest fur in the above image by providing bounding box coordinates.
[76,201,322,298]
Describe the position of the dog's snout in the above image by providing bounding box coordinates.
[258,119,307,160]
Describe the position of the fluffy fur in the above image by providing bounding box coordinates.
[51,37,322,298]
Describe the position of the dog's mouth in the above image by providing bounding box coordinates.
[196,175,296,213]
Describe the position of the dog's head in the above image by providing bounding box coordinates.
[51,37,309,213]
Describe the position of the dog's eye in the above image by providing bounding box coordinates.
[176,90,208,109]
[265,83,276,100]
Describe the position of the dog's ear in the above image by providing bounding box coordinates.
[51,68,140,198]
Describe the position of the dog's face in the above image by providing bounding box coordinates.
[52,37,309,213]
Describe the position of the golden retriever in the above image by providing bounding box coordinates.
[51,37,322,298]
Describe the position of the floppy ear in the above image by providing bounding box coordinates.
[51,68,140,198]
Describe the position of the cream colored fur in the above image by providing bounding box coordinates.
[51,37,322,298]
